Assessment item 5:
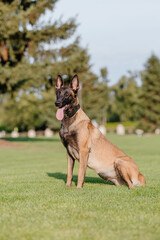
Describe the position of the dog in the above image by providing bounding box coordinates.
[55,74,146,189]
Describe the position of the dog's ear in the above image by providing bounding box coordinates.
[56,75,64,89]
[70,75,79,91]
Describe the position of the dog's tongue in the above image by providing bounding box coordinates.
[56,107,65,120]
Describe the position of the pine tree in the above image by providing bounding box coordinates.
[82,68,109,124]
[108,74,140,122]
[139,55,160,132]
[0,0,103,131]
[0,0,78,94]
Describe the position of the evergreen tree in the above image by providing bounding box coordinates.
[0,0,78,94]
[108,73,140,122]
[0,0,106,131]
[139,55,160,132]
[82,68,109,124]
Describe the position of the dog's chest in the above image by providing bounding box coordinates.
[59,126,79,160]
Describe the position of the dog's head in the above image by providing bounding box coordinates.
[55,75,79,120]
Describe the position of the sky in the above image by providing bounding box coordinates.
[48,0,160,85]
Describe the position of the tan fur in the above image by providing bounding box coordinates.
[60,107,146,189]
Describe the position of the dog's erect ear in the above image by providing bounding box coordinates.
[56,75,64,89]
[70,75,79,91]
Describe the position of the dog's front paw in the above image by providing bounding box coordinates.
[76,185,82,189]
[66,183,72,187]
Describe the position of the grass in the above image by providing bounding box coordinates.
[105,121,138,128]
[0,134,160,240]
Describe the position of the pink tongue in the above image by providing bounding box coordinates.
[56,107,65,120]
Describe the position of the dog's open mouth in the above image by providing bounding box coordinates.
[56,105,69,121]
[56,107,65,120]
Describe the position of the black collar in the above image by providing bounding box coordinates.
[64,104,80,118]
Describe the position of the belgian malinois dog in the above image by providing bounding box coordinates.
[55,75,146,189]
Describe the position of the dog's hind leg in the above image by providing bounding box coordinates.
[66,153,75,187]
[138,173,146,186]
[114,158,135,189]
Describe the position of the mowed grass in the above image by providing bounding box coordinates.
[0,135,160,240]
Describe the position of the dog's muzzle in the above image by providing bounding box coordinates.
[55,100,61,107]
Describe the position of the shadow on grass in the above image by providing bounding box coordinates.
[47,172,113,185]
[2,137,60,142]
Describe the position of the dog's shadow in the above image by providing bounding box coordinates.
[47,172,113,185]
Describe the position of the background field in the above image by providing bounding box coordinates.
[0,135,160,240]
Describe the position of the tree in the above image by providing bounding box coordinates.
[108,73,140,122]
[0,0,78,94]
[100,67,108,84]
[82,67,109,124]
[0,0,104,131]
[139,55,160,132]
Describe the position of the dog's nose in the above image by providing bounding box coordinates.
[55,100,61,107]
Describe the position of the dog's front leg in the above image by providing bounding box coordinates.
[66,153,75,187]
[77,149,89,189]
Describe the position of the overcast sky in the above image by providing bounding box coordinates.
[50,0,160,85]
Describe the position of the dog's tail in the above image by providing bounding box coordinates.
[138,173,146,186]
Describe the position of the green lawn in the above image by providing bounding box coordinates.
[0,135,160,240]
